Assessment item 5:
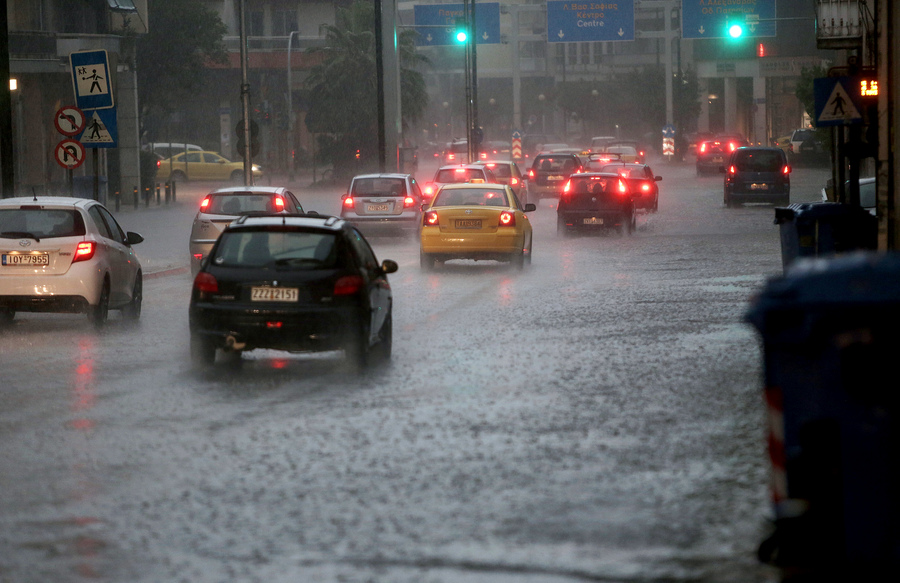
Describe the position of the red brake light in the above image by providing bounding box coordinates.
[728,142,737,152]
[528,169,535,179]
[448,153,456,161]
[498,211,516,227]
[510,177,519,186]
[563,179,572,193]
[641,182,651,192]
[334,275,363,296]
[200,196,210,210]
[193,272,219,294]
[266,321,283,329]
[156,160,161,169]
[403,196,416,208]
[480,152,487,159]
[617,179,628,195]
[699,143,707,154]
[423,210,439,226]
[783,165,791,175]
[72,241,96,263]
[274,196,285,211]
[729,165,736,174]
[343,196,355,208]
[424,184,434,196]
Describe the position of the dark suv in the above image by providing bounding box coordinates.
[525,153,584,201]
[723,147,791,207]
[189,214,398,369]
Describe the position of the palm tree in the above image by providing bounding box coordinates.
[304,1,428,172]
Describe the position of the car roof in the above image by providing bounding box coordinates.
[350,173,411,180]
[207,186,289,195]
[437,164,489,171]
[437,183,511,191]
[227,214,344,231]
[0,196,99,209]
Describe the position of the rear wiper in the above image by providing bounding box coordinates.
[274,257,324,267]
[1,231,41,242]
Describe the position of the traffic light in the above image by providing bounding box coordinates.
[454,18,467,43]
[727,21,744,39]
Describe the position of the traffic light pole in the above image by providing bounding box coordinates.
[463,0,479,163]
[238,0,253,186]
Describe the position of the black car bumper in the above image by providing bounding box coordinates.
[558,209,630,229]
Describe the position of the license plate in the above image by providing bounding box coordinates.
[2,253,49,266]
[251,287,298,302]
[548,175,564,181]
[366,204,391,212]
[712,156,723,162]
[455,219,482,229]
[583,217,604,225]
[750,183,769,190]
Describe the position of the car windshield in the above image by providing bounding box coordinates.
[207,194,282,215]
[351,177,406,197]
[534,157,577,172]
[435,168,486,183]
[733,150,784,172]
[213,229,339,268]
[433,188,509,207]
[0,208,86,239]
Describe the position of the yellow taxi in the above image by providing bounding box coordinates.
[420,183,535,271]
[155,151,263,182]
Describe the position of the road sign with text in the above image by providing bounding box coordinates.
[682,0,776,40]
[414,3,500,46]
[547,1,635,43]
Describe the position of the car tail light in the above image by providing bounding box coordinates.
[528,169,535,179]
[617,179,628,195]
[156,160,161,169]
[423,210,439,226]
[200,196,210,211]
[193,272,219,294]
[423,184,434,197]
[334,275,363,296]
[448,153,456,161]
[192,253,203,262]
[403,196,416,208]
[783,165,791,175]
[641,182,652,193]
[499,211,516,226]
[699,143,707,154]
[639,150,645,157]
[266,321,283,329]
[728,142,738,152]
[729,165,737,175]
[480,152,487,159]
[72,241,96,263]
[274,196,285,211]
[342,196,355,208]
[510,177,519,186]
[563,179,572,193]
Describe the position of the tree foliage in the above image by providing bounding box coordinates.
[303,0,429,171]
[135,0,228,117]
[796,65,827,126]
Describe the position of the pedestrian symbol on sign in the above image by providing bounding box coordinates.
[77,66,109,96]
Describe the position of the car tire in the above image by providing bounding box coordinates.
[230,170,243,184]
[371,313,393,364]
[122,272,142,322]
[190,333,216,367]
[557,216,568,237]
[171,170,187,182]
[525,236,533,265]
[345,325,370,373]
[88,280,110,328]
[652,197,659,213]
[420,251,436,271]
[511,249,525,270]
[627,211,637,234]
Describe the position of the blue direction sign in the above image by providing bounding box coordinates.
[662,124,676,138]
[682,0,776,40]
[69,50,114,110]
[414,3,500,46]
[547,1,634,43]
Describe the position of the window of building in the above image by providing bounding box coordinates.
[273,10,297,37]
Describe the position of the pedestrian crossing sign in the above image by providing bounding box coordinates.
[814,77,863,126]
[78,108,118,148]
[70,50,115,110]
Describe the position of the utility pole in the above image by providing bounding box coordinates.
[239,0,253,185]
[0,0,14,197]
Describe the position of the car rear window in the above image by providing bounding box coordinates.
[0,208,86,239]
[213,229,339,268]
[435,168,486,183]
[733,150,785,172]
[485,164,511,179]
[533,156,577,172]
[568,176,621,196]
[351,177,406,197]
[207,194,281,215]
[433,188,509,207]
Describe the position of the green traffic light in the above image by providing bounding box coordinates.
[456,30,467,43]
[728,24,744,38]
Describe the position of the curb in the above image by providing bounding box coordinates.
[145,266,190,280]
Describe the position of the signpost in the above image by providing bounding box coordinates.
[681,0,777,40]
[814,76,864,126]
[414,3,500,46]
[547,0,635,43]
[69,50,114,110]
[511,129,522,160]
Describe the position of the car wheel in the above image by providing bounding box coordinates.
[652,197,659,213]
[230,170,244,184]
[0,308,14,326]
[511,249,525,270]
[627,211,637,234]
[371,313,393,364]
[88,280,110,328]
[556,216,568,237]
[171,170,187,182]
[525,236,533,265]
[345,324,370,372]
[190,333,216,367]
[122,272,142,321]
[420,251,435,271]
[696,166,702,177]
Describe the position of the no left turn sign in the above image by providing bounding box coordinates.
[55,139,85,170]
[55,106,86,136]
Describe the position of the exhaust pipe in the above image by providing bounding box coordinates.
[224,335,247,352]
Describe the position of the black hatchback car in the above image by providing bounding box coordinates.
[557,173,636,235]
[189,214,398,369]
[723,147,791,207]
[525,153,585,201]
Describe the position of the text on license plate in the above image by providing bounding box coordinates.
[366,204,391,212]
[455,219,482,229]
[251,287,299,302]
[583,217,604,225]
[712,157,723,162]
[750,183,769,190]
[548,175,564,180]
[2,253,49,266]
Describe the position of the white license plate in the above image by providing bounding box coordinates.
[455,219,482,229]
[251,287,298,302]
[366,204,391,212]
[711,156,723,162]
[2,253,49,266]
[548,175,564,180]
[750,183,769,190]
[583,217,604,225]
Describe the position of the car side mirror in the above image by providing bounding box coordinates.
[524,203,536,212]
[126,231,144,245]
[380,259,399,275]
[655,176,662,181]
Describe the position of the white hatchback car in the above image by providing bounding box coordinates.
[0,197,144,327]
[189,186,304,275]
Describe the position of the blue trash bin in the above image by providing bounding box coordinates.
[774,202,877,272]
[746,252,900,579]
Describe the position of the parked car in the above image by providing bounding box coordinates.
[525,153,585,200]
[189,186,304,275]
[557,173,636,235]
[420,183,535,270]
[156,151,263,183]
[189,214,397,369]
[723,146,791,207]
[0,196,144,327]
[820,177,876,215]
[340,173,423,235]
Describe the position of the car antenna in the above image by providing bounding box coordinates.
[32,187,38,202]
